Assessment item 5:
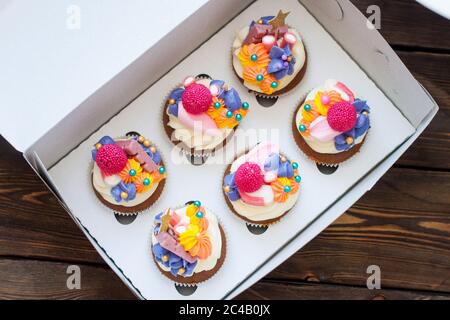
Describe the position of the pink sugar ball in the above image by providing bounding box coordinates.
[327,101,357,132]
[235,162,264,193]
[181,83,212,115]
[95,144,128,176]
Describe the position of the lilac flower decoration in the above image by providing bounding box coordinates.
[267,45,296,80]
[152,243,197,277]
[224,172,240,201]
[264,153,294,178]
[111,181,136,203]
[223,87,242,112]
[334,99,370,151]
[167,87,184,117]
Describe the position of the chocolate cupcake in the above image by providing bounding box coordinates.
[232,10,307,97]
[223,142,301,225]
[163,75,250,160]
[293,79,371,165]
[91,134,166,215]
[151,201,226,284]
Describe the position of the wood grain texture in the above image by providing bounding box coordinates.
[237,281,450,300]
[268,168,450,293]
[353,0,450,50]
[0,258,135,300]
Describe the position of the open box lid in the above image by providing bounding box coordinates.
[0,0,218,152]
[1,0,438,170]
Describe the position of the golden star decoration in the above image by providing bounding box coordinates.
[160,208,171,232]
[269,10,290,30]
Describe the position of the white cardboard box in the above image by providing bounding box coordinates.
[0,0,438,299]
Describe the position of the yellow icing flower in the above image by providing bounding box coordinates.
[119,159,142,183]
[186,204,208,231]
[135,172,153,193]
[238,43,270,68]
[301,100,320,123]
[179,224,212,259]
[314,90,343,116]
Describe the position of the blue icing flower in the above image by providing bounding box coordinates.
[250,15,275,27]
[278,161,294,178]
[91,135,116,160]
[111,181,136,203]
[153,211,163,234]
[334,99,370,150]
[264,153,280,171]
[224,172,240,201]
[152,244,197,277]
[267,45,296,80]
[167,87,184,117]
[223,88,242,112]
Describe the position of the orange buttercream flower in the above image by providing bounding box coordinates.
[243,66,268,85]
[238,43,270,69]
[270,177,300,203]
[179,225,212,260]
[259,74,279,95]
[314,90,343,116]
[119,159,142,183]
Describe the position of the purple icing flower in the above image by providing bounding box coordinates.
[152,243,197,277]
[267,45,296,80]
[334,99,370,151]
[264,153,294,178]
[223,87,242,112]
[167,87,184,117]
[224,172,240,201]
[249,15,275,27]
[111,181,136,203]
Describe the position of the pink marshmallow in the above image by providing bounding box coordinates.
[309,116,341,142]
[262,35,276,51]
[281,32,297,49]
[177,101,221,136]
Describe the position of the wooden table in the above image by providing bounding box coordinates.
[0,0,449,299]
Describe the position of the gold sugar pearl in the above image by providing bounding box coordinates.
[95,143,102,150]
[257,19,263,24]
[143,140,151,147]
[280,156,287,163]
[162,255,169,262]
[138,136,145,143]
[150,146,156,153]
[120,192,128,200]
[178,267,185,274]
[346,137,354,145]
[287,56,292,62]
[362,111,369,117]
[168,98,176,105]
[224,185,230,193]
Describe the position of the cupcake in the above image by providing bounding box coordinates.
[232,10,307,96]
[163,75,250,159]
[91,134,167,214]
[293,79,371,165]
[223,142,301,225]
[151,201,226,284]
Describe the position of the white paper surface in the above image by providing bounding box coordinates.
[49,0,415,299]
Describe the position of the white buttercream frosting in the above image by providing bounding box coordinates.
[295,79,367,154]
[152,205,223,275]
[232,26,306,93]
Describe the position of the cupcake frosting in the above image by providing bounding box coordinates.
[232,11,306,95]
[223,142,301,223]
[91,135,166,207]
[151,201,223,277]
[295,79,371,154]
[166,76,249,152]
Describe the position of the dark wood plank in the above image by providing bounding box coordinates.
[0,258,135,300]
[237,280,450,300]
[268,167,450,292]
[353,0,450,50]
[0,138,102,264]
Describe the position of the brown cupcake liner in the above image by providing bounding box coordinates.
[222,146,301,226]
[89,136,167,216]
[150,204,227,285]
[161,75,241,160]
[291,95,368,165]
[231,30,308,98]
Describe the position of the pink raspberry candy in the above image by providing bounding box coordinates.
[95,144,128,176]
[327,101,357,132]
[181,83,212,115]
[235,162,264,193]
